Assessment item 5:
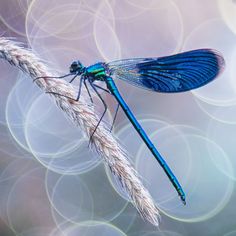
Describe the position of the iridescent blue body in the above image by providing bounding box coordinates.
[47,49,225,204]
[105,76,186,202]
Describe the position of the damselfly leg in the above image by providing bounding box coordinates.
[88,81,108,146]
[33,73,73,82]
[93,84,110,94]
[93,84,119,133]
[44,73,83,101]
[84,79,93,103]
[110,104,119,132]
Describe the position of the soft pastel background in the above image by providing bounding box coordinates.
[0,0,236,235]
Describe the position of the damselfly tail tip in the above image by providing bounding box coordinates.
[180,195,186,205]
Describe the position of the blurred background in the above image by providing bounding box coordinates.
[1,0,236,235]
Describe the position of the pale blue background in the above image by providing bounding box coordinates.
[0,1,236,235]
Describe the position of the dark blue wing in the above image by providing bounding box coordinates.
[107,49,225,93]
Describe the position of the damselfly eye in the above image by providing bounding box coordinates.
[69,60,84,74]
[71,61,78,68]
[70,61,79,73]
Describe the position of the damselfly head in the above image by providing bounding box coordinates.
[70,60,84,74]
